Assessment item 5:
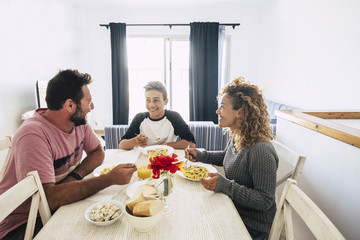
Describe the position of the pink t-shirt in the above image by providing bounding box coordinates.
[0,109,100,238]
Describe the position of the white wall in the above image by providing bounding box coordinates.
[0,0,81,133]
[0,0,81,166]
[257,1,360,238]
[276,118,360,239]
[257,0,360,110]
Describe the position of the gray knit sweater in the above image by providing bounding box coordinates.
[196,140,278,234]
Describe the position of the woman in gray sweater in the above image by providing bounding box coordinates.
[186,77,278,240]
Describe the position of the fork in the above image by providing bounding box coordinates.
[184,144,190,170]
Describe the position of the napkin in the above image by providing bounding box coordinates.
[104,148,142,164]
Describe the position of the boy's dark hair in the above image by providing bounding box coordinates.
[144,81,167,100]
[46,69,92,110]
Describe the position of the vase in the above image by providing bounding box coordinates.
[154,171,174,214]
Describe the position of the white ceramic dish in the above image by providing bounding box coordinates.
[176,162,218,182]
[142,145,174,156]
[92,162,119,177]
[124,196,163,232]
[126,180,148,198]
[84,200,124,226]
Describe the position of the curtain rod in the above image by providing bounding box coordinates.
[100,23,240,29]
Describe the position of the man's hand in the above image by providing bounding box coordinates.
[43,164,136,211]
[108,163,137,185]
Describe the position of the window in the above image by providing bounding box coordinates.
[36,80,48,108]
[128,38,166,121]
[127,36,229,123]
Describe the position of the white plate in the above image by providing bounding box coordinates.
[126,180,148,198]
[93,162,119,177]
[84,200,124,226]
[176,162,218,182]
[142,145,174,156]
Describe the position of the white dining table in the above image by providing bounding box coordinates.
[34,148,252,240]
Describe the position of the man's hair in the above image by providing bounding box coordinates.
[143,81,167,100]
[45,69,92,110]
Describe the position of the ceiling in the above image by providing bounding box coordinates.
[69,0,263,8]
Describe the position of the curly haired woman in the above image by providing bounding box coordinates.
[185,77,278,240]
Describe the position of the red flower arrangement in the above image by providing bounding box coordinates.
[148,153,184,179]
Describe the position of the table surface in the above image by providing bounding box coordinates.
[35,148,251,240]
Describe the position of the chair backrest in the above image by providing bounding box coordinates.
[104,123,230,150]
[269,179,345,240]
[0,136,12,181]
[271,140,306,187]
[0,171,51,240]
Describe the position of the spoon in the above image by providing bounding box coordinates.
[109,208,121,220]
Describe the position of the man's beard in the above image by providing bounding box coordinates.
[70,105,87,126]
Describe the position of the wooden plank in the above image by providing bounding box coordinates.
[283,201,294,240]
[286,183,345,240]
[94,129,104,135]
[275,110,360,148]
[305,112,360,119]
[0,177,38,220]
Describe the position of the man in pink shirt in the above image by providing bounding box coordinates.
[0,69,137,239]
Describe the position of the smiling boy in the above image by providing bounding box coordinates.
[119,81,195,150]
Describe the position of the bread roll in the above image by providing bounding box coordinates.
[133,199,164,217]
[126,192,146,212]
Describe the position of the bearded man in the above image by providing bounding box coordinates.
[0,69,136,239]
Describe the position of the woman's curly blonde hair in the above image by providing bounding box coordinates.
[218,77,273,149]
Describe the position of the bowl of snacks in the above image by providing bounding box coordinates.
[124,193,164,232]
[85,200,124,226]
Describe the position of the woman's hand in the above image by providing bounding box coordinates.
[184,147,197,161]
[200,172,219,191]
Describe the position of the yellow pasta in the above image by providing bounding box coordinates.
[147,147,168,157]
[100,165,116,175]
[184,165,209,179]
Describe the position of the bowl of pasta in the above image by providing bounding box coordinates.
[85,200,124,226]
[142,145,174,157]
[177,162,217,181]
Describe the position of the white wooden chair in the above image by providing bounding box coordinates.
[269,179,345,240]
[271,140,306,187]
[0,136,12,181]
[0,171,51,240]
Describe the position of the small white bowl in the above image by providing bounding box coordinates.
[85,200,124,226]
[124,197,163,232]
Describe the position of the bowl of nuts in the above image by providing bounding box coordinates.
[85,200,124,226]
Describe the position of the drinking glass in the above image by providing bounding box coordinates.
[155,172,174,214]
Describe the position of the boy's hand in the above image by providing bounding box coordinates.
[136,133,148,147]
